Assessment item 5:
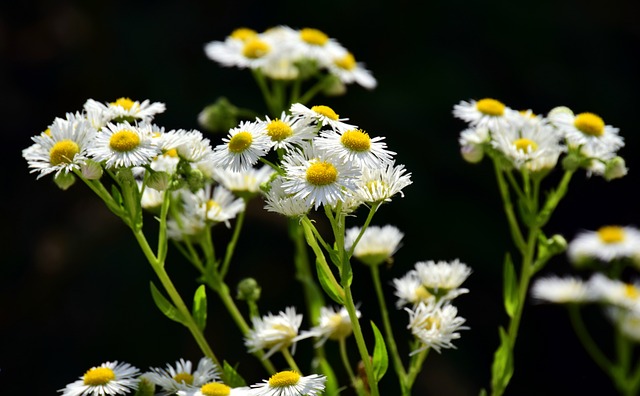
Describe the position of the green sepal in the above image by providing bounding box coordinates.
[223,361,247,387]
[192,285,207,332]
[150,281,187,325]
[503,254,518,319]
[491,326,514,394]
[315,259,344,305]
[371,321,389,382]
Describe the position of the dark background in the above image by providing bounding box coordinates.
[2,0,640,394]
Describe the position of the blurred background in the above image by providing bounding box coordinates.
[2,0,640,394]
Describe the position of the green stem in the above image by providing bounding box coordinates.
[132,229,221,370]
[281,347,301,373]
[404,347,429,393]
[219,207,246,279]
[339,336,358,386]
[301,217,345,301]
[567,305,613,376]
[347,203,380,258]
[297,75,333,105]
[370,264,407,389]
[493,163,526,252]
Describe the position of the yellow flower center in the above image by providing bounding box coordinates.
[111,97,135,110]
[173,372,194,385]
[513,138,538,153]
[476,98,505,116]
[311,105,339,120]
[328,313,352,340]
[597,226,625,244]
[83,367,115,386]
[335,52,356,70]
[624,284,640,300]
[228,131,253,153]
[341,129,371,152]
[164,148,179,157]
[268,370,301,387]
[49,140,80,165]
[242,39,270,59]
[109,130,141,152]
[574,112,605,137]
[230,27,258,42]
[267,119,293,141]
[200,382,231,396]
[423,316,441,331]
[206,200,220,212]
[306,161,338,186]
[300,28,329,46]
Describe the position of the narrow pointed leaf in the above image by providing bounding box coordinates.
[192,285,207,331]
[150,282,186,325]
[371,321,388,382]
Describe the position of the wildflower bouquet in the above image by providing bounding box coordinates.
[23,26,471,396]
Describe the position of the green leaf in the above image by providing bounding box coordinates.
[371,321,388,382]
[503,254,518,318]
[223,361,246,387]
[111,184,123,207]
[315,259,344,304]
[192,285,207,332]
[491,327,514,394]
[150,282,186,325]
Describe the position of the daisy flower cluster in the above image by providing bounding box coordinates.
[392,259,471,354]
[453,98,626,179]
[59,358,326,396]
[204,26,376,89]
[208,102,411,215]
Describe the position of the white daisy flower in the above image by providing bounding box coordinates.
[393,271,434,308]
[245,307,311,359]
[84,97,165,125]
[167,207,206,241]
[204,30,279,71]
[491,120,564,172]
[260,112,317,151]
[609,307,640,342]
[146,357,220,394]
[290,103,355,132]
[414,259,472,294]
[453,98,516,132]
[280,144,360,210]
[406,301,469,354]
[88,122,159,168]
[210,121,271,172]
[290,27,346,68]
[327,51,377,90]
[315,128,395,169]
[263,177,311,217]
[179,184,244,228]
[138,180,165,210]
[531,275,594,303]
[59,361,139,396]
[352,161,412,204]
[589,273,640,312]
[345,225,404,266]
[213,166,275,197]
[23,112,96,179]
[568,225,640,265]
[307,306,360,346]
[250,371,326,396]
[177,382,251,396]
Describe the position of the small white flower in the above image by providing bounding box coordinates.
[307,306,360,346]
[84,97,165,126]
[23,112,96,179]
[453,98,515,132]
[280,144,360,210]
[260,112,317,151]
[327,50,377,89]
[146,357,220,394]
[568,225,640,265]
[177,382,251,396]
[406,301,469,354]
[609,307,640,342]
[263,177,311,218]
[589,273,640,312]
[315,128,395,169]
[290,103,355,132]
[414,259,472,293]
[393,271,434,308]
[345,225,404,266]
[531,275,594,303]
[59,361,139,396]
[245,307,311,359]
[213,166,275,196]
[211,121,271,171]
[204,29,280,71]
[88,122,160,168]
[250,371,326,396]
[352,161,412,204]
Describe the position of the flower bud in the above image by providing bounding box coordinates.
[321,75,347,96]
[237,277,261,302]
[147,171,171,191]
[134,375,156,396]
[604,156,628,181]
[548,106,574,118]
[80,159,103,180]
[198,97,240,133]
[54,171,76,190]
[460,144,484,163]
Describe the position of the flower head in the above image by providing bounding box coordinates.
[88,122,159,168]
[211,121,271,172]
[250,371,326,396]
[307,306,360,346]
[568,226,640,266]
[406,301,468,354]
[414,259,472,295]
[290,103,355,132]
[245,307,311,359]
[315,128,395,169]
[84,97,165,127]
[146,358,220,394]
[531,276,594,304]
[345,225,404,266]
[453,98,515,132]
[59,361,139,396]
